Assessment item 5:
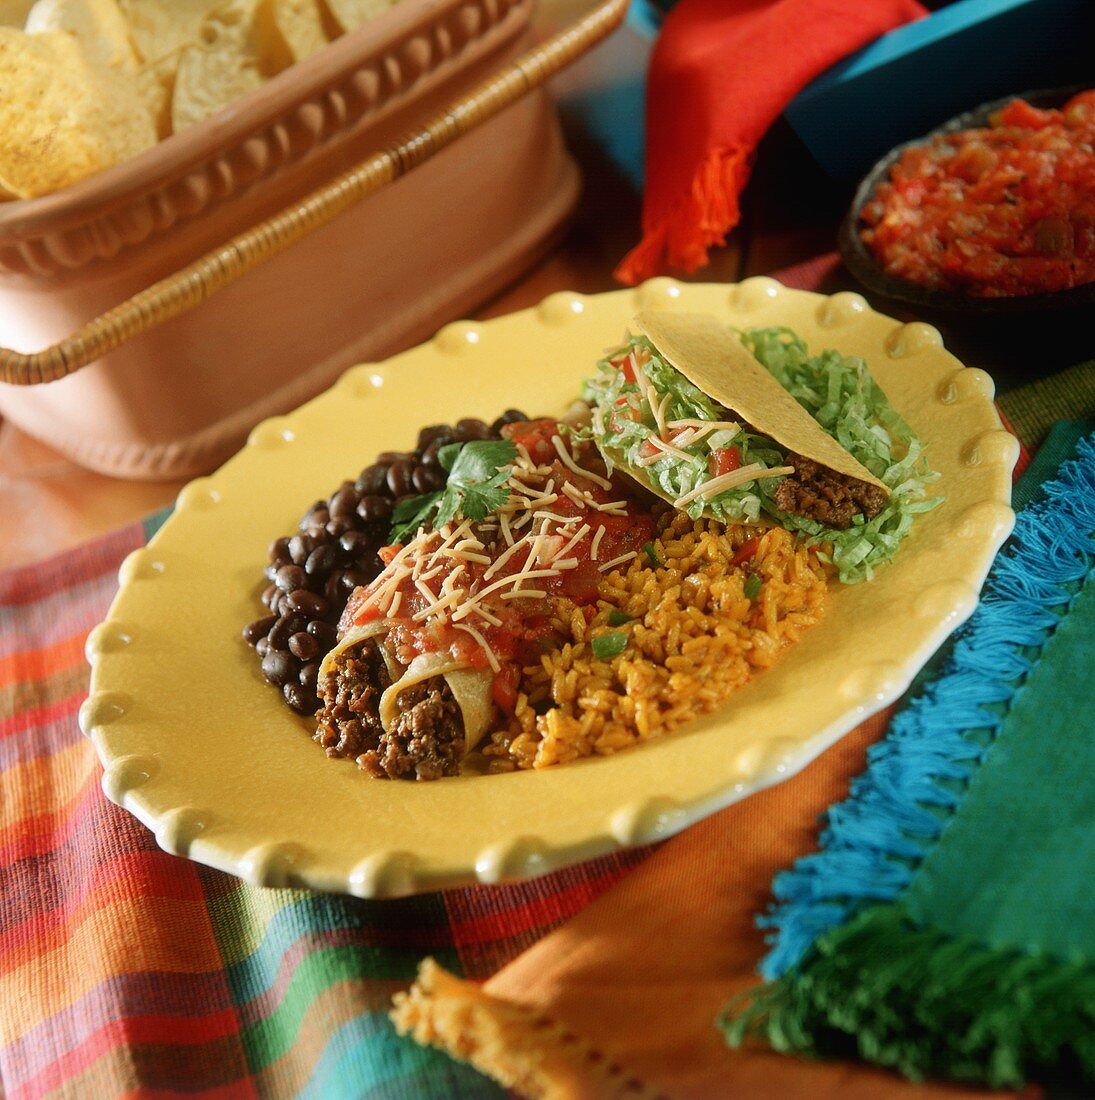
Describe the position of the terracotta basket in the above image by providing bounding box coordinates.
[0,0,628,480]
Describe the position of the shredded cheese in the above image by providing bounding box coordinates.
[674,464,795,508]
[590,525,606,560]
[551,434,613,489]
[453,622,500,673]
[598,550,637,573]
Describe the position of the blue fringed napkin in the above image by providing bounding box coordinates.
[723,423,1095,1090]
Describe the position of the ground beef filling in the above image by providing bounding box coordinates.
[316,645,466,781]
[773,453,887,529]
[314,641,392,759]
[358,676,466,782]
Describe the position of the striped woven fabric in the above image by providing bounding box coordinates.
[0,516,650,1097]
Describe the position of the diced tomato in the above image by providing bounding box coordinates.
[997,98,1055,131]
[731,536,759,567]
[502,418,560,464]
[668,428,693,445]
[709,446,741,478]
[610,354,638,384]
[492,664,520,713]
[639,438,660,461]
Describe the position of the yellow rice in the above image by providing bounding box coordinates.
[483,511,830,771]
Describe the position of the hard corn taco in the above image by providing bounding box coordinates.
[583,311,939,583]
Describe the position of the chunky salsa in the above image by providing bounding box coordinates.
[860,91,1095,298]
[339,419,656,709]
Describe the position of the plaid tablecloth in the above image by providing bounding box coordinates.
[3,273,1091,1096]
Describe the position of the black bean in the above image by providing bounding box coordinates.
[339,530,374,558]
[357,495,392,523]
[288,631,320,661]
[263,562,279,582]
[324,573,344,603]
[325,517,353,537]
[283,681,314,714]
[304,507,330,529]
[287,589,328,618]
[262,648,297,686]
[376,450,409,466]
[386,460,415,497]
[268,536,292,564]
[455,417,490,441]
[269,612,305,649]
[304,544,337,577]
[307,620,337,646]
[421,439,446,467]
[329,484,359,520]
[412,464,446,493]
[501,408,528,424]
[275,564,306,593]
[355,464,389,496]
[416,424,450,451]
[299,661,320,692]
[255,637,270,658]
[242,614,276,646]
[261,583,278,608]
[340,569,369,593]
[287,533,313,565]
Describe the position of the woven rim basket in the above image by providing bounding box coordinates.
[0,0,629,386]
[0,0,630,478]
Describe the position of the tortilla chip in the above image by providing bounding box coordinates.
[0,0,34,25]
[0,28,157,197]
[25,0,137,68]
[172,0,291,131]
[272,0,328,60]
[323,0,393,33]
[633,311,888,493]
[116,0,213,61]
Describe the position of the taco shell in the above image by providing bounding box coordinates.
[633,311,888,494]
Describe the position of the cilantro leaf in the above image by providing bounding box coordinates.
[607,609,633,626]
[438,442,463,472]
[436,440,518,526]
[389,491,442,543]
[387,439,518,541]
[743,573,762,600]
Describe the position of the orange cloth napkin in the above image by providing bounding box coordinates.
[615,0,927,285]
[393,711,1036,1097]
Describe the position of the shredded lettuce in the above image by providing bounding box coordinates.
[582,328,941,584]
[581,337,786,524]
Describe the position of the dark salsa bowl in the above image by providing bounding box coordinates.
[838,85,1095,319]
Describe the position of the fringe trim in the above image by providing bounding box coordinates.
[391,959,663,1099]
[718,434,1095,1088]
[722,904,1095,1089]
[614,145,752,285]
[755,434,1095,981]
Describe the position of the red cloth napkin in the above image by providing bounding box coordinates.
[615,0,927,284]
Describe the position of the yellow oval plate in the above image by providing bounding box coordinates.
[82,280,1017,897]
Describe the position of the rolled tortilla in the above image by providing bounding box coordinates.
[317,619,402,691]
[320,623,494,757]
[379,652,494,755]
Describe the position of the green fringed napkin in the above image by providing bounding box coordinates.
[722,423,1095,1090]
